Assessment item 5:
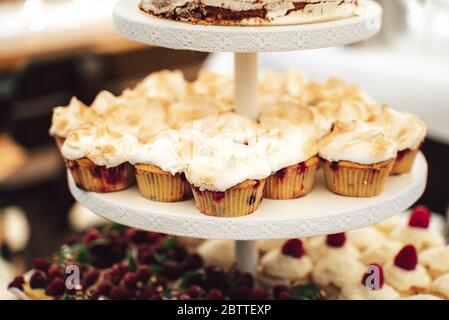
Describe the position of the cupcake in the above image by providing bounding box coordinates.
[306,233,360,263]
[311,251,365,296]
[384,245,431,296]
[390,206,445,251]
[318,120,397,197]
[360,239,403,265]
[373,214,403,235]
[400,294,443,300]
[257,239,288,255]
[430,273,449,299]
[256,127,319,200]
[419,246,449,279]
[347,226,386,251]
[369,106,427,175]
[129,130,192,202]
[258,239,313,289]
[186,134,270,217]
[61,122,137,192]
[49,97,96,150]
[196,240,235,269]
[340,264,400,300]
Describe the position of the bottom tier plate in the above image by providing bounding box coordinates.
[68,153,427,240]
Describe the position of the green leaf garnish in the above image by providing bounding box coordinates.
[126,249,137,272]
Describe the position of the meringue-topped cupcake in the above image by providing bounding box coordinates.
[196,240,235,269]
[369,106,427,175]
[360,238,403,265]
[373,214,403,235]
[319,120,397,197]
[129,130,192,202]
[306,233,360,263]
[340,264,400,300]
[430,273,449,299]
[49,97,97,150]
[419,246,449,279]
[62,122,137,192]
[384,245,431,296]
[390,206,445,251]
[256,127,319,200]
[258,239,313,289]
[190,69,234,106]
[347,226,386,251]
[186,134,271,217]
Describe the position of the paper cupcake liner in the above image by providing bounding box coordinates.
[135,166,192,202]
[264,156,319,200]
[54,136,65,151]
[66,158,135,193]
[191,179,266,217]
[321,158,394,197]
[391,148,419,175]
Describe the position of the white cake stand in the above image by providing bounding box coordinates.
[68,0,428,273]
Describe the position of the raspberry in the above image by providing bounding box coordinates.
[29,270,49,289]
[179,293,191,300]
[122,272,138,291]
[408,206,430,229]
[136,265,152,283]
[48,265,63,279]
[251,288,270,300]
[45,278,66,297]
[186,285,203,299]
[277,290,291,300]
[361,263,385,289]
[34,257,50,273]
[394,245,418,271]
[273,285,289,299]
[281,239,305,258]
[8,275,25,291]
[207,289,224,300]
[326,233,346,247]
[84,229,101,244]
[109,286,131,300]
[83,269,100,288]
[105,263,129,285]
[96,281,112,296]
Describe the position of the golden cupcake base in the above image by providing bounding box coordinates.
[264,156,319,200]
[191,179,266,217]
[65,158,134,193]
[391,148,419,175]
[321,158,395,197]
[135,164,192,202]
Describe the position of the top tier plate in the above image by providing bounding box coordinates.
[113,0,382,52]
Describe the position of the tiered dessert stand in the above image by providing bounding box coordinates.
[69,0,428,273]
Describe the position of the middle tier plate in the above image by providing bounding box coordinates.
[68,152,427,240]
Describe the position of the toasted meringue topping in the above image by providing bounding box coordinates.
[318,120,397,164]
[135,70,188,103]
[260,248,313,280]
[368,106,427,151]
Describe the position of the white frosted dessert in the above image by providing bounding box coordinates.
[401,294,443,300]
[306,233,359,263]
[347,226,386,251]
[134,70,188,104]
[430,273,449,299]
[419,246,449,279]
[360,239,403,265]
[140,0,361,25]
[258,239,313,288]
[319,120,397,165]
[197,240,235,269]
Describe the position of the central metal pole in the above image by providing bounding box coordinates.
[235,240,258,274]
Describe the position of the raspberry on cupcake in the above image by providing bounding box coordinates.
[257,239,313,289]
[384,244,431,296]
[339,264,400,300]
[318,120,397,197]
[306,232,360,263]
[390,206,445,251]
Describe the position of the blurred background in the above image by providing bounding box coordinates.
[0,0,448,298]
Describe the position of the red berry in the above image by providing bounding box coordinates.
[96,281,112,296]
[408,206,430,229]
[394,245,418,271]
[361,263,385,289]
[8,275,25,291]
[179,293,191,300]
[48,265,63,279]
[83,269,100,288]
[207,289,224,300]
[281,239,305,258]
[186,285,203,299]
[29,270,49,289]
[135,287,156,300]
[109,286,131,300]
[251,288,270,300]
[326,233,346,247]
[34,257,50,273]
[85,229,101,244]
[122,272,138,291]
[277,290,290,300]
[45,278,66,297]
[106,263,129,285]
[273,285,289,298]
[136,266,152,283]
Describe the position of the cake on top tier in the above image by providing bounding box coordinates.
[140,0,360,25]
